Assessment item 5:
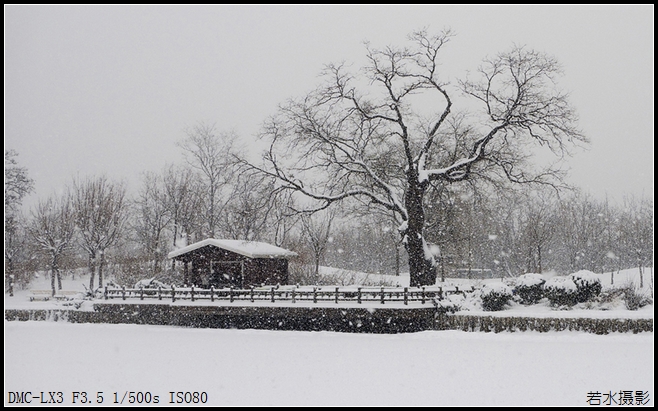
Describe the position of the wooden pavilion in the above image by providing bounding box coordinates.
[167,239,297,288]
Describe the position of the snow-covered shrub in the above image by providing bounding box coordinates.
[543,276,578,307]
[134,278,169,289]
[569,270,602,303]
[514,273,545,305]
[434,299,461,314]
[433,293,463,314]
[620,282,653,310]
[481,283,513,311]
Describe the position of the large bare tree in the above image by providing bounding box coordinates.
[247,30,587,286]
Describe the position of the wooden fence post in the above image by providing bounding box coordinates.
[271,286,275,303]
[171,285,175,302]
[140,286,144,301]
[250,286,254,303]
[292,287,296,303]
[404,287,408,305]
[122,286,126,301]
[357,287,362,304]
[191,286,195,302]
[313,287,317,303]
[421,286,425,304]
[104,286,108,300]
[210,286,214,302]
[381,286,385,304]
[229,286,234,303]
[158,286,162,301]
[335,287,339,304]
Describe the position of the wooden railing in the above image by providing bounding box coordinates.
[103,285,474,305]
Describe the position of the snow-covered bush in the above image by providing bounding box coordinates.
[569,270,602,303]
[481,283,513,311]
[433,293,463,314]
[434,299,461,314]
[514,273,545,305]
[134,278,169,289]
[543,277,578,307]
[620,282,653,310]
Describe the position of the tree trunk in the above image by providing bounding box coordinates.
[51,252,62,292]
[394,245,400,277]
[7,255,14,277]
[98,250,105,289]
[153,243,162,274]
[208,185,216,238]
[404,181,435,287]
[51,267,57,297]
[440,254,445,282]
[88,251,97,291]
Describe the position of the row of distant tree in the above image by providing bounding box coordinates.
[322,185,653,286]
[5,137,653,295]
[4,126,298,293]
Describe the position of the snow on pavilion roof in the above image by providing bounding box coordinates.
[167,238,298,260]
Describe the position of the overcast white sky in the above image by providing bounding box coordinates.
[5,5,654,209]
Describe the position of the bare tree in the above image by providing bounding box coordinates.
[600,196,621,285]
[5,150,35,213]
[247,30,586,286]
[222,171,277,241]
[618,195,653,288]
[132,171,172,274]
[519,191,559,274]
[162,164,202,251]
[71,176,126,290]
[489,194,526,278]
[300,208,336,281]
[27,194,76,296]
[4,149,35,291]
[177,123,239,238]
[556,192,606,273]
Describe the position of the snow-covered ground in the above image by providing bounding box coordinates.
[4,321,653,406]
